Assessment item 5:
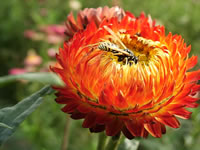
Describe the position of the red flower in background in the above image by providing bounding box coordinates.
[52,7,200,139]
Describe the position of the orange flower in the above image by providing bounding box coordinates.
[52,7,200,139]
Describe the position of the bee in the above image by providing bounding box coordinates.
[102,26,138,65]
[84,26,138,65]
[97,42,138,64]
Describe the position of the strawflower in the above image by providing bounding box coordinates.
[52,7,200,139]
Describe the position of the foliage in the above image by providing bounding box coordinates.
[0,85,53,145]
[0,73,64,87]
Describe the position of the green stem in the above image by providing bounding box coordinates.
[97,132,108,150]
[61,115,71,150]
[105,133,123,150]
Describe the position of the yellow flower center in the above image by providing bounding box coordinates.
[102,32,168,67]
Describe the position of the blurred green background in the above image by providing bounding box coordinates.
[0,0,200,150]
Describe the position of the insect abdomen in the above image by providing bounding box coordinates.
[98,42,118,52]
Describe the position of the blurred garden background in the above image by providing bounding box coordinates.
[0,0,200,150]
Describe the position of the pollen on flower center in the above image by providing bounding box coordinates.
[106,32,165,66]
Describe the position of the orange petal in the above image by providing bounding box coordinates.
[61,102,79,113]
[186,70,200,83]
[155,115,180,128]
[144,122,162,138]
[106,118,123,136]
[82,112,97,128]
[125,120,148,137]
[186,56,198,70]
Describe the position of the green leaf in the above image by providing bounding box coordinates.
[0,72,64,87]
[0,85,54,145]
[0,123,12,129]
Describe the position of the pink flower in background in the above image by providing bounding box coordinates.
[9,23,66,75]
[24,50,42,66]
[47,48,57,58]
[24,30,44,41]
[9,68,27,75]
[46,34,64,44]
[9,50,42,75]
[39,25,66,36]
[40,25,66,44]
[24,25,66,44]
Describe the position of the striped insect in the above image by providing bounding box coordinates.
[102,26,138,64]
[84,26,138,65]
[84,41,131,56]
[97,41,130,55]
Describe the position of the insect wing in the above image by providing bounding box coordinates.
[103,26,127,50]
